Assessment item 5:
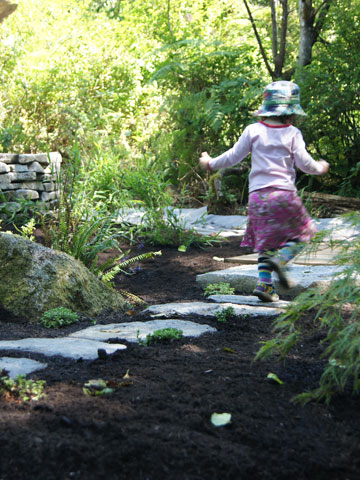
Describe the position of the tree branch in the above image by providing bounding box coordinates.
[278,0,289,76]
[243,0,275,80]
[313,0,332,40]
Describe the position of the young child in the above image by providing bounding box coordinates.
[199,80,329,302]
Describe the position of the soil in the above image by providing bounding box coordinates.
[0,235,359,480]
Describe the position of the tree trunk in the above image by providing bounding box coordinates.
[298,0,333,68]
[0,1,17,23]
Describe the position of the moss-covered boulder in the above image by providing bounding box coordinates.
[0,233,127,321]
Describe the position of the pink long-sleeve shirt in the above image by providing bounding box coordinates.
[208,121,326,193]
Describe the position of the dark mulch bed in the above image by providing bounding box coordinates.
[0,236,359,480]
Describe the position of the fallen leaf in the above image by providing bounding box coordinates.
[223,347,236,354]
[211,412,232,427]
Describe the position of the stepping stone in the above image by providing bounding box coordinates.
[208,294,290,309]
[145,302,282,318]
[196,264,346,297]
[224,244,351,266]
[0,357,48,378]
[70,319,217,343]
[0,338,126,360]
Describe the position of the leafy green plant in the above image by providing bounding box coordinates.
[215,306,235,323]
[255,212,360,404]
[138,328,184,346]
[204,282,235,297]
[0,374,46,402]
[40,307,79,328]
[14,218,36,241]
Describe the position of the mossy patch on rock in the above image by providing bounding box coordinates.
[0,233,127,321]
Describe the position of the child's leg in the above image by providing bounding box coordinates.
[258,251,275,285]
[253,250,279,302]
[278,239,303,265]
[267,239,303,289]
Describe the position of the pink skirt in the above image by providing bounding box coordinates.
[241,187,317,252]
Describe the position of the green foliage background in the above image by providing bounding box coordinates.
[0,0,358,208]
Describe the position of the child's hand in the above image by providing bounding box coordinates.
[199,151,212,170]
[319,160,330,174]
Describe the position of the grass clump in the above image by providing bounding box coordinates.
[40,307,79,328]
[0,374,46,402]
[204,282,235,297]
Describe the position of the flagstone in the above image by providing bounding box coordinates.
[0,357,48,378]
[145,301,282,318]
[207,294,291,308]
[196,264,346,297]
[70,319,217,343]
[0,338,126,360]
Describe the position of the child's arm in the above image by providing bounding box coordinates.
[293,132,330,175]
[318,160,330,174]
[199,126,252,172]
[199,152,213,171]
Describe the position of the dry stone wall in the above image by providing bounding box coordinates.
[0,152,61,209]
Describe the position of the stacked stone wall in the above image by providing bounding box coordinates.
[0,152,61,209]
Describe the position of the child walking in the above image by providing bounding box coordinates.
[199,81,329,302]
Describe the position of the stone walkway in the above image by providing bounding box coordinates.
[1,209,357,378]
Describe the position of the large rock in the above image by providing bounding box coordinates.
[0,233,127,321]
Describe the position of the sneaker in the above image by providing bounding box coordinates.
[253,282,279,302]
[265,257,291,289]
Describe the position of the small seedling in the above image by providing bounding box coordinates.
[139,328,184,346]
[40,307,79,328]
[0,374,46,402]
[267,373,284,385]
[215,306,235,323]
[204,282,235,297]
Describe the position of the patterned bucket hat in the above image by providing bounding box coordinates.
[254,80,306,117]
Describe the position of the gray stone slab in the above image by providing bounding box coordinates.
[70,319,217,343]
[3,189,39,200]
[28,161,45,173]
[0,154,19,164]
[18,154,50,165]
[196,264,347,297]
[41,191,59,201]
[145,302,282,317]
[0,162,10,173]
[8,164,29,172]
[208,294,291,308]
[0,338,126,360]
[0,357,47,378]
[9,171,37,181]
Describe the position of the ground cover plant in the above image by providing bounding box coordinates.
[40,307,79,329]
[0,373,46,402]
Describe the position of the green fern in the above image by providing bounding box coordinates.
[100,250,162,286]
